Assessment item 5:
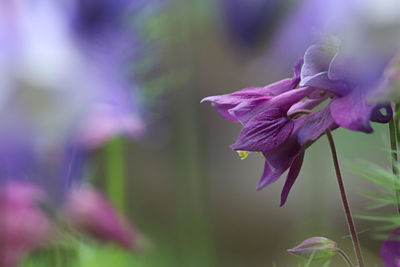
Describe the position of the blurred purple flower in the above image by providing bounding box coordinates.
[63,184,141,250]
[0,0,146,193]
[0,182,54,267]
[219,0,283,48]
[264,0,400,79]
[381,227,400,267]
[69,0,132,37]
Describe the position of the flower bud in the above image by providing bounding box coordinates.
[0,182,54,267]
[287,237,337,260]
[63,184,140,250]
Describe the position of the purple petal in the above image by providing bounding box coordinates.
[231,108,294,151]
[206,103,241,122]
[201,87,275,123]
[269,86,314,111]
[328,42,393,91]
[228,97,271,124]
[256,160,289,191]
[201,78,297,106]
[280,151,305,206]
[300,43,351,96]
[330,90,374,133]
[287,94,329,117]
[298,105,338,146]
[300,43,337,83]
[201,78,295,123]
[301,72,350,96]
[264,135,302,172]
[229,85,313,125]
[381,228,400,267]
[292,58,304,86]
[219,0,282,48]
[201,59,304,123]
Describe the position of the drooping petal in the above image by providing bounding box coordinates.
[256,160,289,191]
[280,151,304,206]
[264,135,302,172]
[298,105,338,146]
[201,59,304,123]
[231,108,294,151]
[330,89,374,133]
[381,227,400,267]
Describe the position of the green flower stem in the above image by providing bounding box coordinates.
[105,137,126,213]
[326,130,364,267]
[337,248,354,267]
[389,119,400,214]
[394,103,400,146]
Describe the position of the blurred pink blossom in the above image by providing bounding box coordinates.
[63,184,140,250]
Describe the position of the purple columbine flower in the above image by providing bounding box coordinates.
[381,227,400,267]
[203,59,337,205]
[203,41,394,205]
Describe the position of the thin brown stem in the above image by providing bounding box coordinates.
[326,130,365,267]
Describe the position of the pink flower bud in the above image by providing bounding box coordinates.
[287,237,337,260]
[0,182,53,267]
[63,184,140,250]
